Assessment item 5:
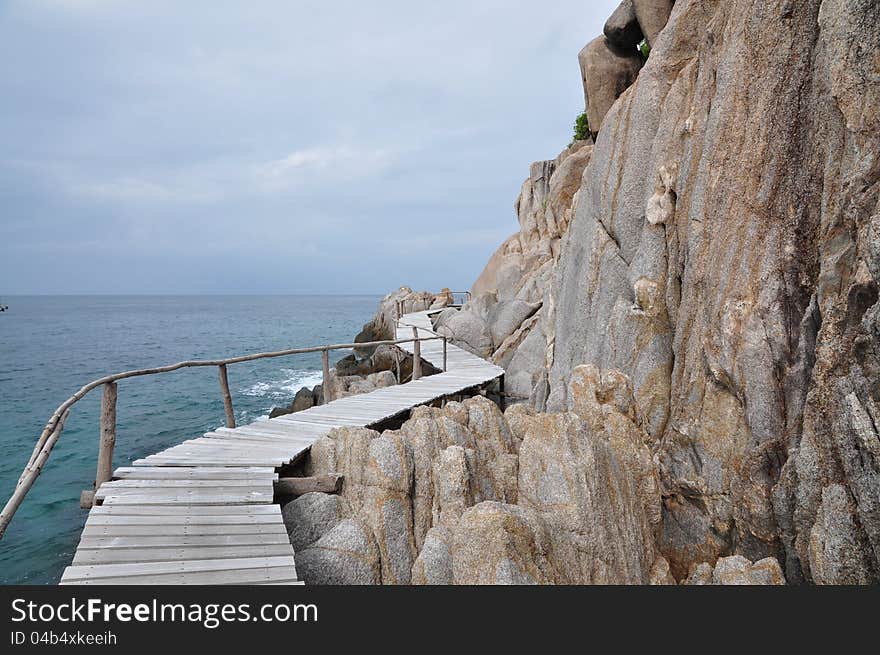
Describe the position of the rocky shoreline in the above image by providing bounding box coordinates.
[279,0,880,585]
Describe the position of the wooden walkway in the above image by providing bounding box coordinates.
[60,309,503,585]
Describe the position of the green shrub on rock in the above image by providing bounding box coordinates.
[572,112,591,142]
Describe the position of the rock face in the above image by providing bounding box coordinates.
[542,0,880,583]
[578,36,643,137]
[440,142,592,404]
[422,0,880,584]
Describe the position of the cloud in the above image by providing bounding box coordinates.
[0,0,619,293]
[254,144,400,191]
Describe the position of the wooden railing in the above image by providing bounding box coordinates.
[394,291,471,325]
[0,334,446,539]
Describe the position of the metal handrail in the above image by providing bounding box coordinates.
[0,333,445,539]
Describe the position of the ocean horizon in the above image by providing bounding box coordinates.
[0,294,380,583]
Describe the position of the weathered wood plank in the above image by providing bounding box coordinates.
[99,491,273,506]
[89,504,280,516]
[61,568,301,585]
[86,514,280,526]
[99,479,263,490]
[81,523,288,537]
[113,466,276,480]
[77,534,290,549]
[73,544,294,565]
[61,555,296,580]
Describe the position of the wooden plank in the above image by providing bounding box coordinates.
[205,431,315,444]
[99,492,273,506]
[77,534,291,549]
[61,555,296,581]
[257,581,305,585]
[113,466,276,480]
[86,514,281,526]
[97,485,273,497]
[133,459,288,467]
[81,524,288,537]
[89,504,280,516]
[168,439,301,453]
[61,567,300,585]
[99,479,263,490]
[73,544,294,565]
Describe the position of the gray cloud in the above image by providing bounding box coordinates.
[1,0,616,294]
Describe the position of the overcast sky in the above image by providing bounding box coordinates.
[1,0,615,294]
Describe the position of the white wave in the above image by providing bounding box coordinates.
[239,368,324,400]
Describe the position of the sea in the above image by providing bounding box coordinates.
[0,295,380,584]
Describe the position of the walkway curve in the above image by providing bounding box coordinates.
[60,309,503,584]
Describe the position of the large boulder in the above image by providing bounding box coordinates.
[307,397,520,585]
[450,502,556,584]
[458,144,592,403]
[295,519,381,585]
[433,295,495,358]
[307,427,416,584]
[411,526,454,585]
[397,397,520,551]
[281,492,348,551]
[488,299,542,347]
[605,0,645,51]
[510,406,658,583]
[578,36,643,137]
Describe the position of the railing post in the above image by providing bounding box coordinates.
[218,364,235,428]
[96,381,118,487]
[322,348,333,404]
[443,336,447,372]
[82,381,117,508]
[412,327,422,381]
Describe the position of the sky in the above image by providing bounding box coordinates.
[0,0,616,294]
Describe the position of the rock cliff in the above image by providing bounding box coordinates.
[440,0,880,583]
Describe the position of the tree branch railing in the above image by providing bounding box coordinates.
[0,334,446,540]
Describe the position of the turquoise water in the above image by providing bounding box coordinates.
[0,295,379,584]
